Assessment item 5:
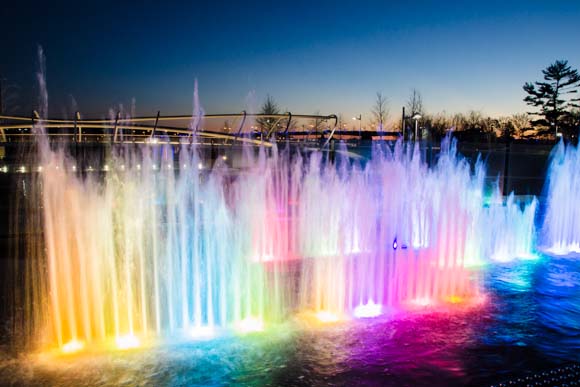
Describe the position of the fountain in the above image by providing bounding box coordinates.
[12,133,541,353]
[8,49,541,354]
[542,140,580,255]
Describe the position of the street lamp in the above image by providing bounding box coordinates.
[412,113,422,141]
[551,121,559,138]
[353,114,362,140]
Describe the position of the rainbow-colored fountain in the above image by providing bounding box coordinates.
[16,134,540,354]
[11,50,543,355]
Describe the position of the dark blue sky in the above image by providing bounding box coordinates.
[2,0,580,124]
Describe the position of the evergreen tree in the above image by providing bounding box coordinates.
[523,60,580,133]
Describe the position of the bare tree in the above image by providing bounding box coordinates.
[0,78,21,115]
[406,88,424,116]
[465,110,484,129]
[336,114,347,133]
[423,111,451,139]
[256,95,280,135]
[308,110,326,135]
[507,113,530,138]
[452,112,467,131]
[371,92,389,131]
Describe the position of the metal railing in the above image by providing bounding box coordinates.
[0,112,339,147]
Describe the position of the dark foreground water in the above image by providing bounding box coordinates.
[0,254,579,387]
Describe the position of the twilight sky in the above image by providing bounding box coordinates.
[2,0,580,125]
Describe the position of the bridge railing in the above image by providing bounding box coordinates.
[0,112,340,147]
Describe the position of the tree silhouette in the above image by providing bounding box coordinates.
[406,88,424,116]
[405,89,424,138]
[309,110,326,136]
[256,95,280,136]
[523,60,580,134]
[371,92,389,131]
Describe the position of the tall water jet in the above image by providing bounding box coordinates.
[190,79,204,134]
[297,140,538,316]
[542,140,580,255]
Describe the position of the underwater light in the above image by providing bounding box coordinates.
[190,326,215,339]
[490,251,512,263]
[547,243,580,255]
[446,295,464,304]
[393,238,398,250]
[61,339,84,354]
[411,297,432,307]
[255,253,274,262]
[491,251,540,263]
[115,334,140,350]
[315,311,340,323]
[235,317,264,333]
[354,300,382,318]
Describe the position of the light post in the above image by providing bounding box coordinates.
[352,114,362,140]
[412,113,422,141]
[552,121,561,138]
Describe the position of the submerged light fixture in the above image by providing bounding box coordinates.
[235,317,264,333]
[190,326,216,339]
[315,311,340,323]
[115,334,140,350]
[353,300,383,318]
[61,339,85,354]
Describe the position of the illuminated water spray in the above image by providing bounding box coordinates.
[542,140,580,255]
[16,48,540,353]
[25,138,539,352]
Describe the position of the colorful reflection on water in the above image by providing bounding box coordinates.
[1,254,579,387]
